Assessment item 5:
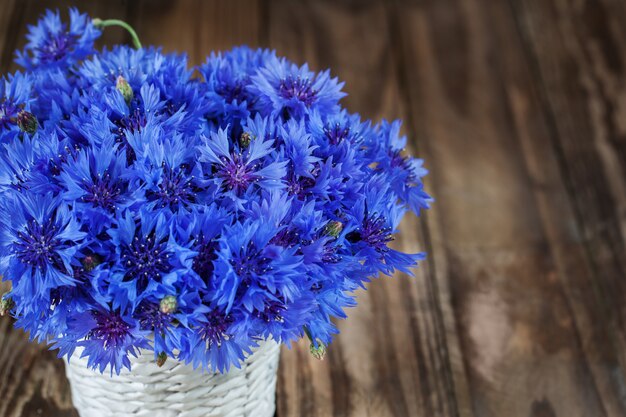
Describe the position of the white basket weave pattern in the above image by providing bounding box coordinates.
[64,340,281,417]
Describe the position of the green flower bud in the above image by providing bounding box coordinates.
[82,254,102,272]
[0,296,15,317]
[17,111,37,134]
[309,342,327,360]
[116,75,133,104]
[156,352,167,367]
[159,295,177,314]
[240,132,252,148]
[324,221,343,237]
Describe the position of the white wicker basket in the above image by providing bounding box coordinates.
[64,340,281,417]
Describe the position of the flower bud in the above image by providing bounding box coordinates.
[82,254,102,272]
[116,75,133,104]
[0,296,15,317]
[324,221,343,238]
[17,111,37,134]
[159,295,177,314]
[239,132,252,148]
[309,342,326,360]
[156,352,167,367]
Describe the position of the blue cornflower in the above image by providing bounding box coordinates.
[138,133,208,213]
[29,68,77,123]
[308,109,367,158]
[0,193,85,303]
[135,299,184,358]
[107,210,194,311]
[249,55,346,120]
[0,72,33,142]
[199,126,287,203]
[0,130,81,196]
[201,47,274,105]
[78,46,208,136]
[16,8,101,71]
[174,205,230,283]
[366,120,433,214]
[280,119,320,180]
[62,307,150,374]
[345,181,424,276]
[59,138,135,231]
[186,308,252,373]
[210,219,308,334]
[200,47,275,128]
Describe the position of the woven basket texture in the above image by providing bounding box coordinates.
[65,340,281,417]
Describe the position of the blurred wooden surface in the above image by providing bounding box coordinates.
[1,0,626,416]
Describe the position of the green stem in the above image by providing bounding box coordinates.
[303,326,313,342]
[92,18,142,49]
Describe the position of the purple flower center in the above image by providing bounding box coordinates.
[231,243,271,277]
[192,236,218,279]
[114,108,146,163]
[324,123,350,145]
[286,174,316,199]
[37,32,74,63]
[270,227,300,248]
[0,100,19,130]
[346,212,393,253]
[43,144,78,177]
[14,219,64,272]
[199,311,232,347]
[322,244,341,263]
[148,167,196,210]
[278,76,317,106]
[389,150,416,182]
[88,310,130,349]
[254,299,286,323]
[121,232,172,290]
[216,78,249,103]
[117,109,146,134]
[217,154,256,195]
[137,302,171,332]
[82,171,123,211]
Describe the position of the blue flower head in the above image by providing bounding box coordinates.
[16,8,101,71]
[0,193,85,311]
[0,72,33,142]
[201,47,275,109]
[249,55,346,120]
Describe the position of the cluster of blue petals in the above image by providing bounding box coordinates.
[0,9,432,374]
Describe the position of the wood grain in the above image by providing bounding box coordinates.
[392,0,625,415]
[512,0,626,374]
[0,0,625,416]
[131,0,264,67]
[0,318,77,417]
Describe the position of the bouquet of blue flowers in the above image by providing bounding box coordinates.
[0,9,432,375]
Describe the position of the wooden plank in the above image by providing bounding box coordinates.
[0,318,77,417]
[0,0,23,73]
[267,1,468,416]
[512,0,626,372]
[391,0,625,416]
[132,0,264,67]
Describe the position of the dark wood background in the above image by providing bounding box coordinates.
[1,0,626,416]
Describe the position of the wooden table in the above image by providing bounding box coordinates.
[1,0,625,416]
